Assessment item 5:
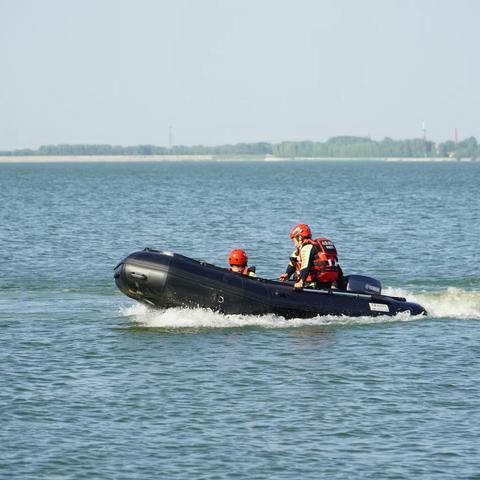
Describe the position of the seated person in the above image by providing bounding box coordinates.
[228,249,256,277]
[279,223,340,289]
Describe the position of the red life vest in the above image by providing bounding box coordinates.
[297,237,339,283]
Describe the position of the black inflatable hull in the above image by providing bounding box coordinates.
[114,249,427,318]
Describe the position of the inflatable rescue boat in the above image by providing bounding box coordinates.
[114,248,427,318]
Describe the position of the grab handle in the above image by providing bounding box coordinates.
[129,272,147,280]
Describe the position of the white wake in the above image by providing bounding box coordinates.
[120,304,416,329]
[383,286,480,320]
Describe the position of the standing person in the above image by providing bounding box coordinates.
[279,224,341,289]
[228,249,256,277]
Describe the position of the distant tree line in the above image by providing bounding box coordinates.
[0,136,478,159]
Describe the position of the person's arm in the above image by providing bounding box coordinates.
[295,244,314,287]
[279,250,297,281]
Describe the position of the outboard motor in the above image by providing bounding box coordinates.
[345,275,382,295]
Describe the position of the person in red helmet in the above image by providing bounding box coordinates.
[228,249,256,277]
[279,224,341,289]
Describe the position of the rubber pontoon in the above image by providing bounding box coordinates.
[114,248,427,318]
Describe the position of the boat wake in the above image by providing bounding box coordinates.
[119,302,418,329]
[119,287,480,329]
[383,286,480,320]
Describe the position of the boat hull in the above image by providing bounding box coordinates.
[114,249,427,318]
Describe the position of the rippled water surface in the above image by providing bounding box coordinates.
[1,160,480,479]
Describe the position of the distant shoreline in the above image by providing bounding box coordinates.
[0,155,475,163]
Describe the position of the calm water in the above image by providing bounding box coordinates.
[1,160,479,479]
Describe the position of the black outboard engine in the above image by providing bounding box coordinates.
[345,275,382,295]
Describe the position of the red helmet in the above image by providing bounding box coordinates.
[229,249,248,267]
[290,224,312,239]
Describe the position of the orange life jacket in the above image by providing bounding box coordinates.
[297,237,339,284]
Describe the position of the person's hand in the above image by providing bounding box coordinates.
[294,280,304,289]
[279,273,289,282]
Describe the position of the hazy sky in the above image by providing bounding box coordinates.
[1,0,478,149]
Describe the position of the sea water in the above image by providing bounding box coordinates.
[0,160,479,479]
